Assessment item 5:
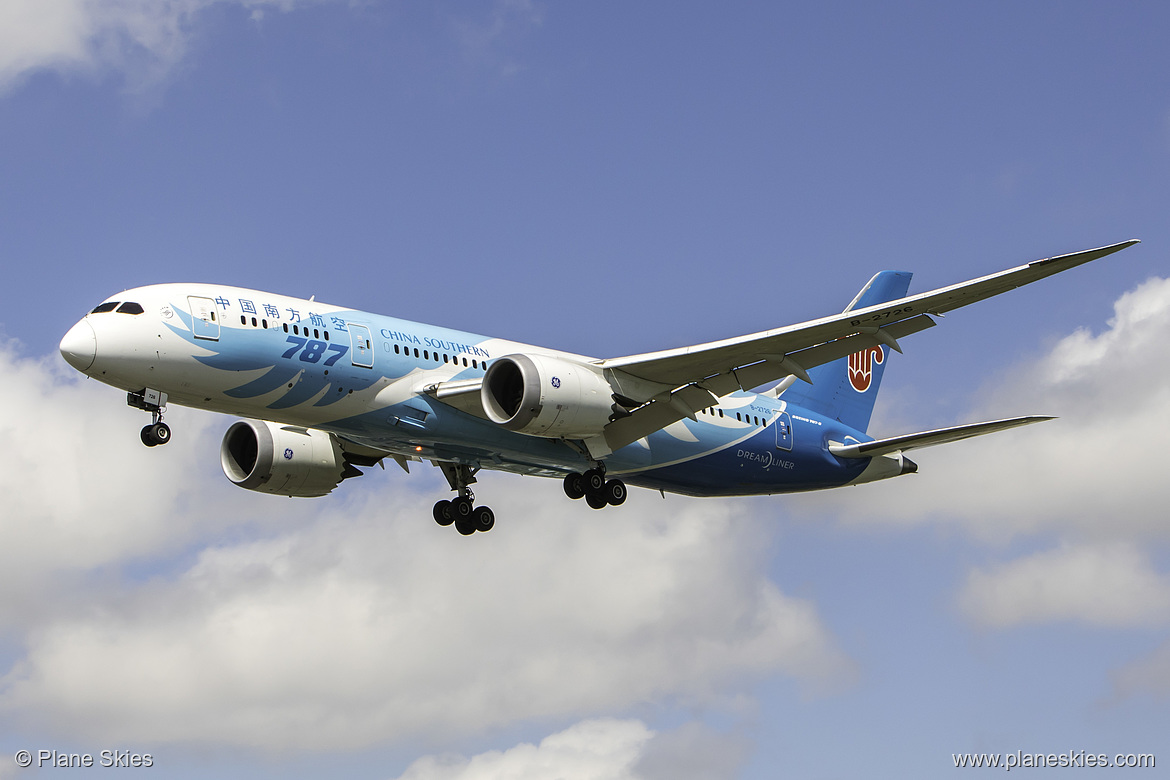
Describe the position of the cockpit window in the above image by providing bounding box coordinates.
[116,302,145,315]
[91,302,119,314]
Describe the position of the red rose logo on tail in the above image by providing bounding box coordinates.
[848,346,885,392]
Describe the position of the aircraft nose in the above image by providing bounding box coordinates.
[60,319,97,372]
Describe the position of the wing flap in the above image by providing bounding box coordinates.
[828,416,1055,459]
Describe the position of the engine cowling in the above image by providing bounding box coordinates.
[220,420,357,497]
[482,354,617,438]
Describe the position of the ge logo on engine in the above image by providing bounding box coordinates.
[284,448,294,460]
[551,377,561,388]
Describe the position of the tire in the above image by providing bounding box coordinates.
[585,490,608,510]
[454,515,477,535]
[473,506,495,532]
[583,468,605,492]
[452,496,474,518]
[604,479,627,506]
[151,422,171,445]
[433,500,455,526]
[563,472,586,500]
[140,426,158,447]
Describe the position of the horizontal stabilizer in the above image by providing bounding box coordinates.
[828,415,1055,459]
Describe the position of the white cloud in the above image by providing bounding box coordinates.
[393,719,652,780]
[392,718,750,780]
[0,480,851,749]
[0,0,331,93]
[0,344,226,605]
[958,542,1170,629]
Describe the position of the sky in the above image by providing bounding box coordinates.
[1,1,1168,777]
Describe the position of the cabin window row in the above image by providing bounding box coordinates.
[391,343,487,371]
[697,408,765,425]
[699,407,765,426]
[279,322,329,340]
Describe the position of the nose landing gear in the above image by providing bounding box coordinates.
[128,389,171,447]
[140,421,171,447]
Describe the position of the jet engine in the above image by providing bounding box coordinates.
[220,419,362,497]
[482,354,618,438]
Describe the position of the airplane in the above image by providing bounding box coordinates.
[58,240,1139,536]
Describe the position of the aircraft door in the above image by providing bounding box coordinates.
[188,296,220,341]
[349,323,374,368]
[775,411,793,451]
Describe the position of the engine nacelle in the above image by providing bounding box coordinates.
[220,420,356,497]
[482,354,616,438]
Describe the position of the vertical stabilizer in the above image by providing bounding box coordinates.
[779,270,912,433]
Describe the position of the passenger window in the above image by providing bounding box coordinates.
[116,302,144,315]
[251,317,258,327]
[394,344,400,354]
[323,331,329,341]
[91,302,119,313]
[283,324,289,333]
[462,358,468,367]
[414,348,419,358]
[314,329,320,339]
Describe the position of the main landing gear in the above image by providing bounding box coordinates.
[433,462,495,535]
[563,465,626,509]
[128,389,171,447]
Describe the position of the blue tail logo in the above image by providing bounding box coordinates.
[847,345,885,393]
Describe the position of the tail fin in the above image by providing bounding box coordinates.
[779,270,912,433]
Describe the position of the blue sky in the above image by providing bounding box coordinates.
[1,2,1168,778]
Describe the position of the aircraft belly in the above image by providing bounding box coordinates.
[611,413,868,497]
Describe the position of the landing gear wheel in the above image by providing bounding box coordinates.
[473,506,495,532]
[585,490,608,510]
[563,472,586,500]
[604,479,627,506]
[583,468,606,493]
[433,500,455,526]
[451,496,474,519]
[140,422,171,447]
[454,514,477,535]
